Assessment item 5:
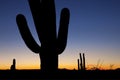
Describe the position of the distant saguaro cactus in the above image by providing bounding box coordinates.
[78,53,86,70]
[10,59,16,70]
[16,0,70,71]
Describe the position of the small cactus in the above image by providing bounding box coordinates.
[16,0,70,71]
[10,59,16,70]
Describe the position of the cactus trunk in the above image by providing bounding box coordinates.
[40,54,58,71]
[40,50,58,71]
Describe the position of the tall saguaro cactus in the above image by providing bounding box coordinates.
[16,0,70,71]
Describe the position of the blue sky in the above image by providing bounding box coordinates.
[0,0,120,69]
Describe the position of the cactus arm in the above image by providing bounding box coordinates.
[28,0,41,31]
[16,14,41,53]
[57,8,70,54]
[28,0,41,38]
[28,0,56,46]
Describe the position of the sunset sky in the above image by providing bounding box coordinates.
[0,0,120,70]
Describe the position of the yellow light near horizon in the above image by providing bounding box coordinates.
[59,64,77,70]
[16,65,39,70]
[0,63,119,70]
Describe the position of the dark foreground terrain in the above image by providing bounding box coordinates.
[0,69,120,80]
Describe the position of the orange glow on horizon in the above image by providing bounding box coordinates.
[0,63,119,70]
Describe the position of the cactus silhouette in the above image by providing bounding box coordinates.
[16,0,70,71]
[80,53,83,70]
[77,59,80,70]
[10,59,16,70]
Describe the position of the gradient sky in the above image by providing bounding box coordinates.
[0,0,120,70]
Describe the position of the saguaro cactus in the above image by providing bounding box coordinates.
[16,0,70,71]
[80,53,83,70]
[78,53,86,70]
